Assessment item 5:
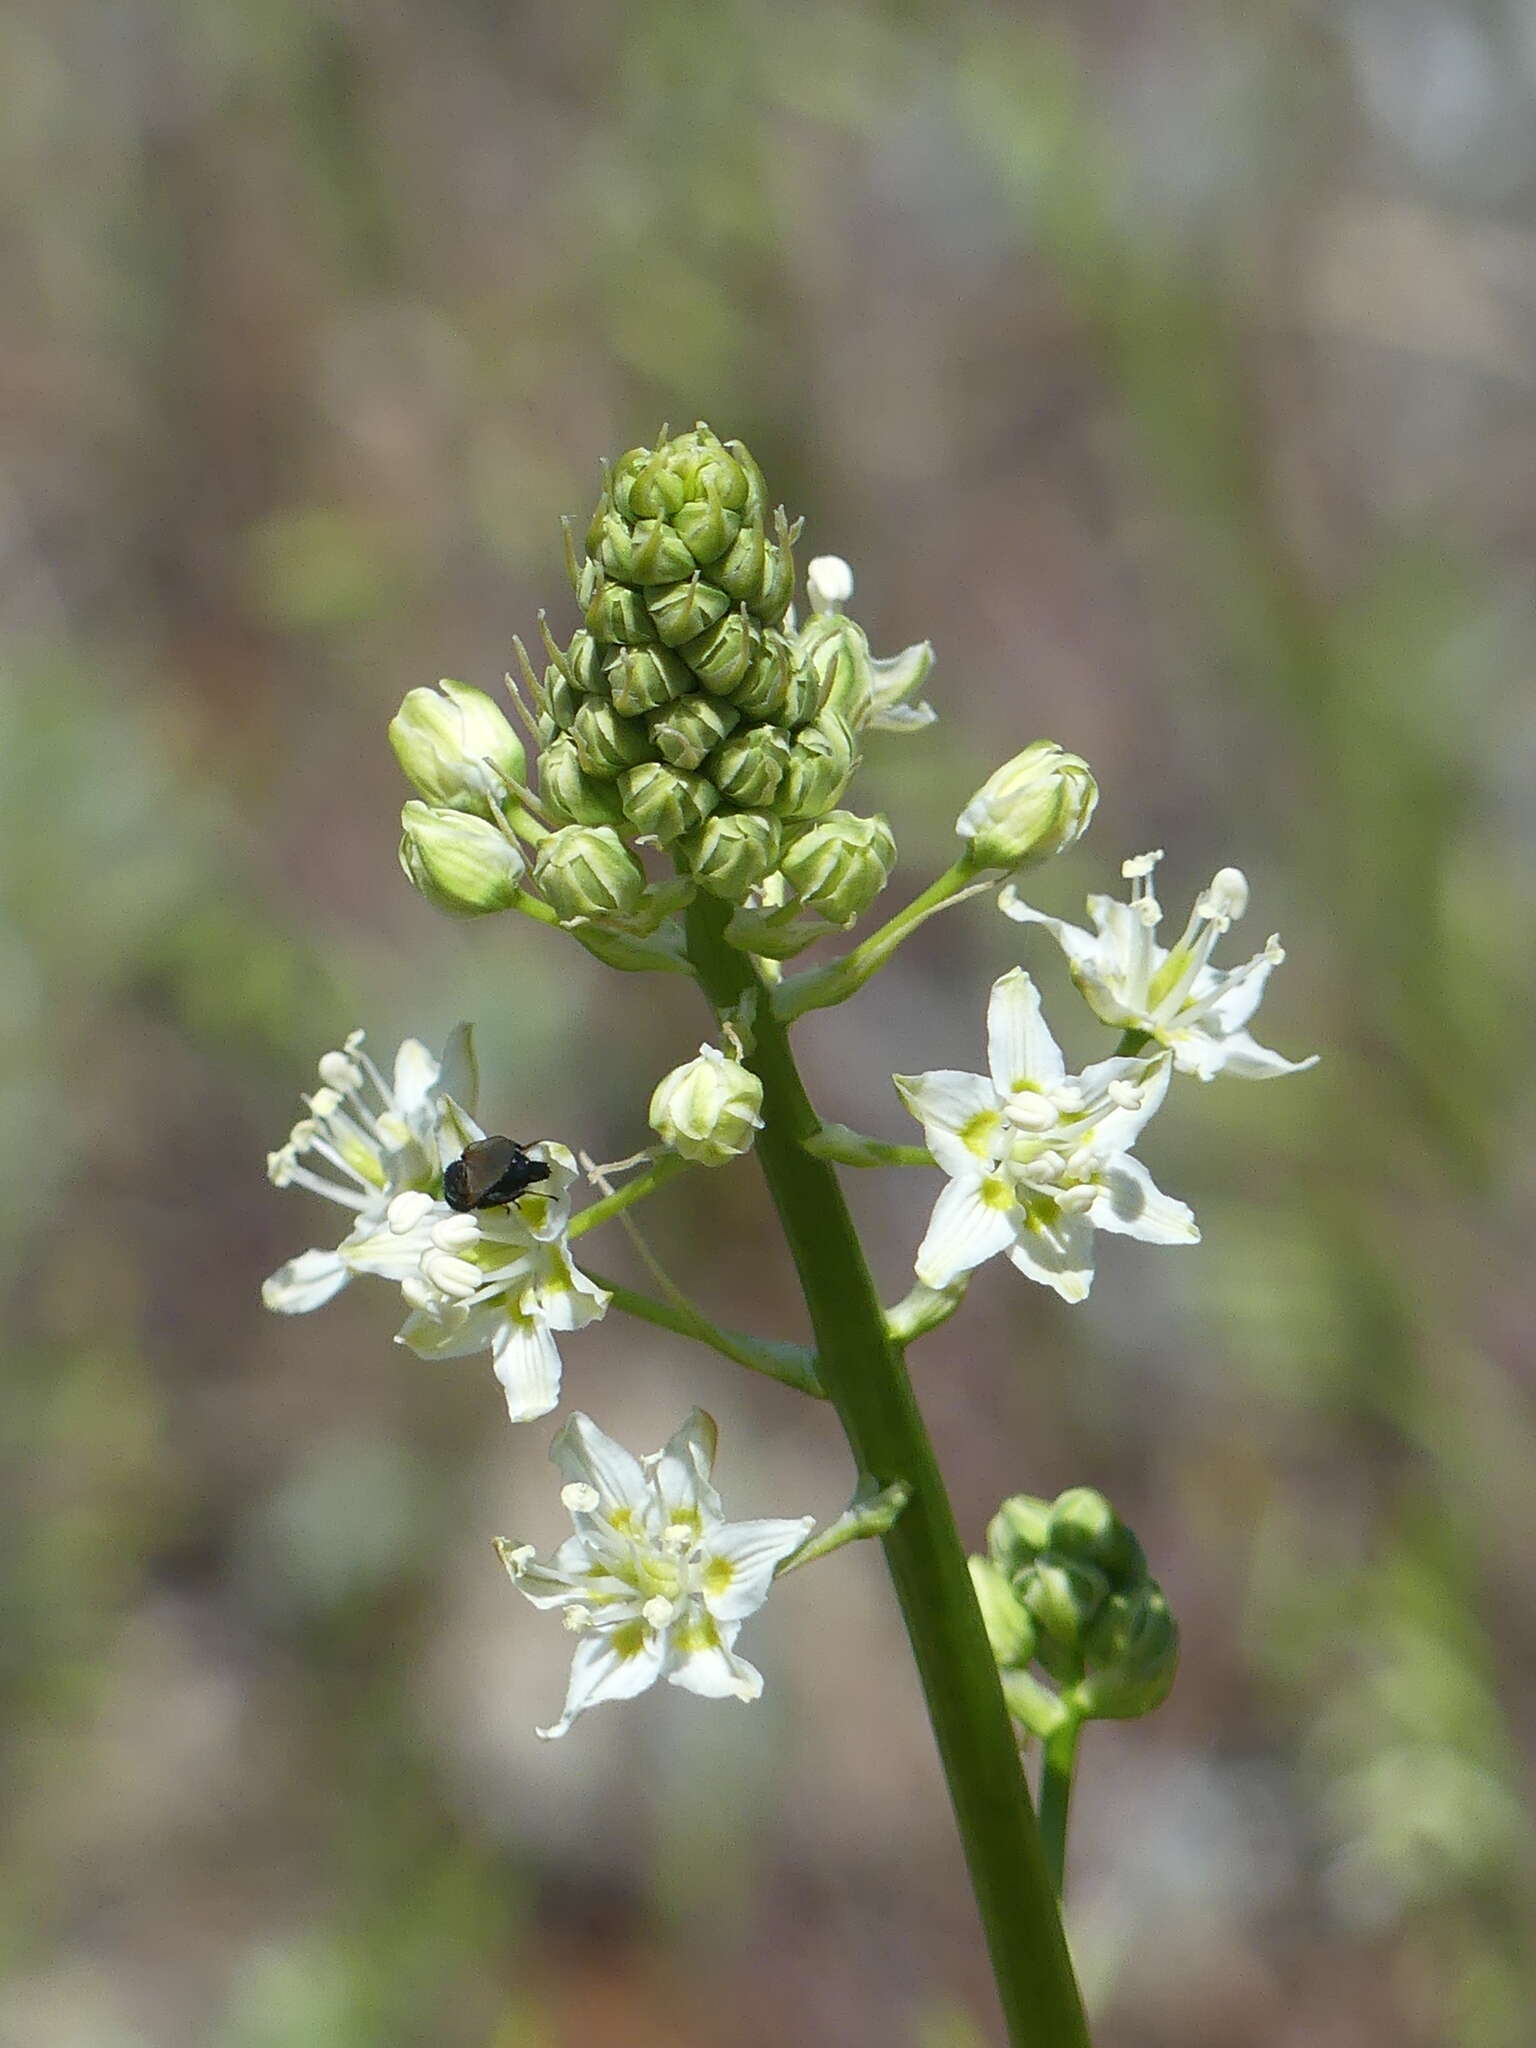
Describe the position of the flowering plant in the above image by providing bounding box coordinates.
[264,425,1313,2044]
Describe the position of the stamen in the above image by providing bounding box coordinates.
[1121,850,1163,879]
[562,1603,594,1633]
[642,1595,676,1630]
[430,1212,481,1252]
[1106,1080,1142,1110]
[561,1482,601,1515]
[318,1051,365,1092]
[1004,1093,1058,1133]
[421,1250,482,1299]
[388,1190,437,1233]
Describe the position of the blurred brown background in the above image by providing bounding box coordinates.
[3,2,1535,2043]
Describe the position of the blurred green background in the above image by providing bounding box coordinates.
[4,2,1535,2043]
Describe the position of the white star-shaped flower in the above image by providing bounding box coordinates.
[383,1145,609,1424]
[1002,852,1317,1082]
[261,1031,466,1314]
[262,1030,607,1421]
[895,968,1198,1304]
[500,1410,814,1740]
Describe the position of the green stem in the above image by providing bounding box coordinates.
[1039,1719,1082,1898]
[589,1272,824,1399]
[803,1122,934,1169]
[569,1153,690,1240]
[772,859,985,1022]
[684,895,1089,2048]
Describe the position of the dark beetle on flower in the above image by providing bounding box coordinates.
[443,1136,550,1212]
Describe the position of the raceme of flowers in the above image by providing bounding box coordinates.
[262,423,1316,1748]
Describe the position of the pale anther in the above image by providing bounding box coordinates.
[561,1481,601,1514]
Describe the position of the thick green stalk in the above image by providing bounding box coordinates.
[684,895,1089,2048]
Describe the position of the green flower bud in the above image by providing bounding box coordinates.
[590,508,697,586]
[399,801,524,917]
[780,809,896,925]
[800,613,873,726]
[712,725,793,807]
[714,518,795,622]
[544,625,604,695]
[538,735,626,828]
[988,1493,1053,1579]
[649,694,740,774]
[648,1043,764,1165]
[540,666,581,738]
[533,824,647,925]
[570,700,653,780]
[585,576,658,646]
[1074,1585,1179,1720]
[619,761,717,845]
[605,643,691,718]
[647,573,732,649]
[1023,1558,1111,1672]
[1047,1487,1147,1582]
[728,634,797,721]
[682,809,782,900]
[389,679,526,819]
[774,710,859,819]
[681,610,759,695]
[956,741,1098,874]
[968,1556,1035,1670]
[672,490,742,568]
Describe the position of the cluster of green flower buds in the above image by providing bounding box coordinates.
[392,680,534,916]
[969,1486,1177,1740]
[521,425,921,952]
[956,742,1098,877]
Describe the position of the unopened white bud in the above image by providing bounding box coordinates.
[649,1043,764,1166]
[957,742,1098,874]
[399,801,525,916]
[390,679,527,817]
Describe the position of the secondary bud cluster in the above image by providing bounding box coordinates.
[970,1486,1178,1738]
[526,425,902,944]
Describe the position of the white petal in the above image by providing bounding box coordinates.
[520,1252,610,1333]
[893,1069,1004,1174]
[390,1037,442,1117]
[700,1516,816,1621]
[492,1316,564,1423]
[437,1021,480,1121]
[913,1175,1017,1288]
[1090,1155,1200,1244]
[666,1629,764,1703]
[395,1297,506,1360]
[1002,896,1118,991]
[261,1247,350,1313]
[549,1412,648,1518]
[1198,950,1275,1034]
[986,968,1065,1093]
[1005,1208,1096,1302]
[538,1623,666,1739]
[1193,1027,1318,1082]
[650,1411,723,1527]
[867,699,937,732]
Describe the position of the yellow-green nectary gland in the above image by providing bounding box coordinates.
[539,425,861,879]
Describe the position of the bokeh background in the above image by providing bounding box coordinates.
[4,2,1535,2043]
